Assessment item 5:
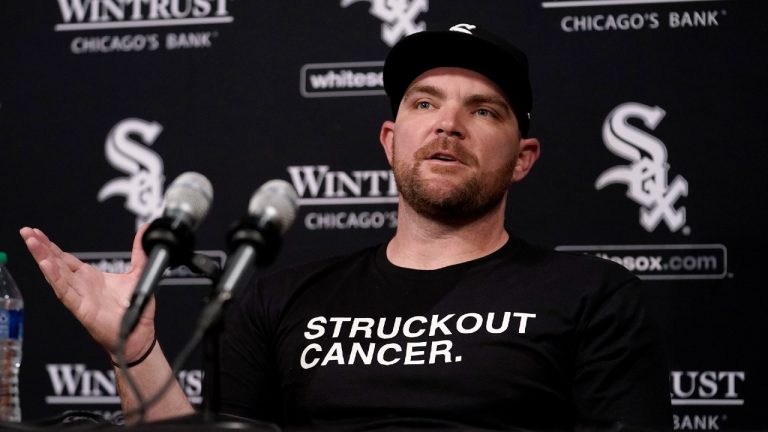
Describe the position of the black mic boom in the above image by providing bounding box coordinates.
[120,171,214,340]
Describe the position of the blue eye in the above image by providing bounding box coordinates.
[476,108,493,117]
[417,101,432,109]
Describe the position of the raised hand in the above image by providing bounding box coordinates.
[19,226,156,363]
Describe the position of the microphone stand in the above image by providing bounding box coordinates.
[202,315,222,422]
[187,253,224,422]
[211,219,281,426]
[151,217,283,430]
[191,230,281,430]
[145,250,279,431]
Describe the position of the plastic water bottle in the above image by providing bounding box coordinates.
[0,252,22,422]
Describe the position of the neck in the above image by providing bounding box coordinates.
[387,199,509,270]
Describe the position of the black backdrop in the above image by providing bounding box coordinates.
[1,0,766,429]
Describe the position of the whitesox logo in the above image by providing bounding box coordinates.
[341,0,428,46]
[98,118,166,230]
[596,102,689,233]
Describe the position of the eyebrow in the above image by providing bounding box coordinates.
[402,84,444,102]
[465,94,513,116]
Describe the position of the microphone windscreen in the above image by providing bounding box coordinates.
[164,171,214,229]
[248,179,299,234]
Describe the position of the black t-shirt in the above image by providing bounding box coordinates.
[219,237,671,430]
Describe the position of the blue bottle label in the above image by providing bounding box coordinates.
[0,309,23,340]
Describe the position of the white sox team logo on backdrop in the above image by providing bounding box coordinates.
[563,103,729,281]
[48,118,220,413]
[341,0,428,46]
[98,118,166,230]
[92,117,225,280]
[301,0,427,97]
[596,102,689,233]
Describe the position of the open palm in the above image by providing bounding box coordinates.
[19,226,157,362]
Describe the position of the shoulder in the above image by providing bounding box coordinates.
[513,238,635,279]
[260,244,381,288]
[507,238,640,299]
[232,244,382,310]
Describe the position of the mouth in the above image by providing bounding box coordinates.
[427,152,462,164]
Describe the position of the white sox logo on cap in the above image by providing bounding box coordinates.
[449,23,476,34]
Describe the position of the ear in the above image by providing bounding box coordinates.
[511,137,541,183]
[379,120,396,166]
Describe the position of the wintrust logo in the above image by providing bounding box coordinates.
[671,370,745,406]
[287,165,398,230]
[541,0,730,33]
[56,0,232,30]
[341,0,428,46]
[55,0,233,54]
[288,165,398,205]
[45,363,202,405]
[670,370,745,431]
[596,102,688,233]
[98,118,165,230]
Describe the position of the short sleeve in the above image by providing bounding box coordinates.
[218,279,283,424]
[572,276,672,430]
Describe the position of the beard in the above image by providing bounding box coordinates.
[392,137,516,223]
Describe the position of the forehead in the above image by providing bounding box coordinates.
[404,67,510,103]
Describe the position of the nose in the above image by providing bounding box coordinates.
[435,105,465,139]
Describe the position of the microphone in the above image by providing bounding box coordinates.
[120,171,214,340]
[195,180,298,333]
[192,180,296,416]
[217,179,299,300]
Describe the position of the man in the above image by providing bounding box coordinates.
[21,24,671,430]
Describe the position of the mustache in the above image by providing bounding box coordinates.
[413,137,479,166]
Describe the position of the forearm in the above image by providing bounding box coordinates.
[113,341,195,424]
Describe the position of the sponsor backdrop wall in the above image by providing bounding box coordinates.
[1,0,766,429]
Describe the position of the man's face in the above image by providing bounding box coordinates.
[381,67,530,221]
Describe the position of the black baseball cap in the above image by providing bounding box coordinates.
[384,23,532,137]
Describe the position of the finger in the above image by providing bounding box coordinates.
[129,223,149,274]
[19,227,34,241]
[28,228,85,272]
[32,228,80,267]
[30,228,62,255]
[21,234,71,299]
[20,228,56,264]
[20,229,92,322]
[26,227,66,262]
[37,257,65,296]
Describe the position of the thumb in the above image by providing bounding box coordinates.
[129,223,149,274]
